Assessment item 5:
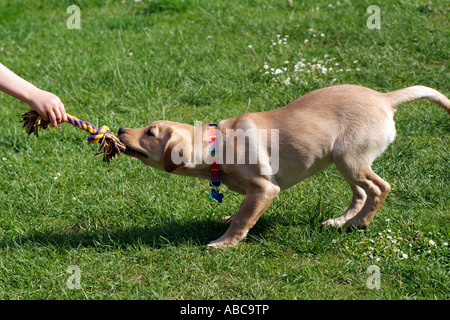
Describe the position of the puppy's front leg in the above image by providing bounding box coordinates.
[207,181,280,249]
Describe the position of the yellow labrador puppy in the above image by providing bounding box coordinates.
[118,84,449,249]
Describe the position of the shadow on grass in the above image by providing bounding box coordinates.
[0,207,336,250]
[0,219,232,250]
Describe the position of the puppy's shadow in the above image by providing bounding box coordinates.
[1,217,273,249]
[1,209,324,250]
[0,219,228,250]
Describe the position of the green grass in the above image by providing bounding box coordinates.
[0,0,448,299]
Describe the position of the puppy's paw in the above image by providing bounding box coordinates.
[322,218,345,228]
[344,218,370,233]
[206,238,239,252]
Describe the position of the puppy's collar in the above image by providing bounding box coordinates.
[208,123,223,203]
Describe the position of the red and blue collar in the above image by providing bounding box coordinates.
[208,123,223,203]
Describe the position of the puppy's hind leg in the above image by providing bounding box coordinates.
[322,182,367,228]
[334,156,391,231]
[344,170,391,231]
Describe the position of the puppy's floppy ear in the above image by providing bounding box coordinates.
[163,129,192,173]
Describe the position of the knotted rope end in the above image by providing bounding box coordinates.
[95,132,127,164]
[21,109,49,137]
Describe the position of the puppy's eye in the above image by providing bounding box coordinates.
[145,129,154,137]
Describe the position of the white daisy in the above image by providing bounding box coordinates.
[274,69,283,75]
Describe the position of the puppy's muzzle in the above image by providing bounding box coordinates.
[117,127,149,158]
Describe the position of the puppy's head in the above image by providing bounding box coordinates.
[118,121,193,173]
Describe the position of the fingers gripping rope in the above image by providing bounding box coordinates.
[21,109,126,163]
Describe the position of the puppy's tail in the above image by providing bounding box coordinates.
[384,86,450,114]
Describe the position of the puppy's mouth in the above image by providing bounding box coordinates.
[124,147,148,158]
[121,143,148,158]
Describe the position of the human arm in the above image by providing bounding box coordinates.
[0,62,67,127]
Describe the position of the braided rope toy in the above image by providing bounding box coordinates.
[21,109,126,163]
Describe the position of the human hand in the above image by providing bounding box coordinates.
[27,88,68,127]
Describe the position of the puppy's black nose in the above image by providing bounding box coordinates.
[118,128,126,135]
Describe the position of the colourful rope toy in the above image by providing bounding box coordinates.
[21,109,126,163]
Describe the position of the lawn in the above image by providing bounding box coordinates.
[0,0,448,300]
